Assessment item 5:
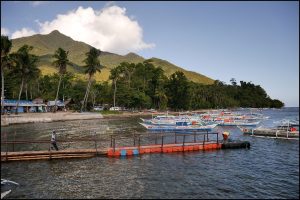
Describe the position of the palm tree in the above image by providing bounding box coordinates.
[52,48,70,113]
[109,65,124,108]
[121,62,135,88]
[10,45,40,114]
[1,35,12,114]
[81,48,102,112]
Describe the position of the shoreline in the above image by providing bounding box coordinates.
[1,111,162,126]
[1,112,104,126]
[0,109,215,127]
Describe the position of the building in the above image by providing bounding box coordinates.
[47,100,65,112]
[1,99,47,113]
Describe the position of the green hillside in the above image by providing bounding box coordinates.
[11,30,214,84]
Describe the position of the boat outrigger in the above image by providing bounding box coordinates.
[238,120,299,139]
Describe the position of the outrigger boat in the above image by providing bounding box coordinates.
[139,122,217,132]
[237,120,299,139]
[218,120,261,127]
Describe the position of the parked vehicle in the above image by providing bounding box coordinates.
[93,106,104,111]
[109,107,121,111]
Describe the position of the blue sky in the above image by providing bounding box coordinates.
[1,1,299,107]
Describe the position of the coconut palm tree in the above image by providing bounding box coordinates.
[81,47,102,112]
[121,62,135,88]
[1,35,12,114]
[109,65,124,108]
[10,45,40,114]
[52,48,70,113]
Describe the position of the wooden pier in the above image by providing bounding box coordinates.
[1,132,250,162]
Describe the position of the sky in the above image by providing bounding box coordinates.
[1,1,299,107]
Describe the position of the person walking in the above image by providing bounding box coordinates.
[51,130,59,151]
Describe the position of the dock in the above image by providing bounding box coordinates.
[1,132,250,162]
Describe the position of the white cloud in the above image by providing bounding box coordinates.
[31,1,48,7]
[11,28,37,39]
[37,5,155,54]
[1,27,10,36]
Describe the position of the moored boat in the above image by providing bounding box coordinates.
[139,122,218,132]
[237,125,299,139]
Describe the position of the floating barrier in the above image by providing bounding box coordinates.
[106,141,249,157]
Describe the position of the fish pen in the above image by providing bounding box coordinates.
[1,131,250,162]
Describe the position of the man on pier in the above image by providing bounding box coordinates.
[222,131,230,143]
[51,130,59,151]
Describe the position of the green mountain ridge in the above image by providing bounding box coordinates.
[11,30,214,84]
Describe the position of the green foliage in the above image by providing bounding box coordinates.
[166,71,191,111]
[4,31,285,111]
[83,47,102,76]
[52,48,70,75]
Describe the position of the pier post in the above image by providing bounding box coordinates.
[94,132,98,156]
[194,132,196,143]
[5,132,8,161]
[183,135,186,150]
[287,121,289,138]
[206,131,209,141]
[217,132,218,144]
[203,134,205,149]
[13,131,16,152]
[49,140,52,160]
[161,135,164,152]
[155,133,158,145]
[110,135,112,147]
[133,133,136,146]
[138,136,140,148]
[113,138,116,152]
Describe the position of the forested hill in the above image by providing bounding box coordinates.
[11,30,214,84]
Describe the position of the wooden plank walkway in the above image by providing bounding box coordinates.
[1,148,108,162]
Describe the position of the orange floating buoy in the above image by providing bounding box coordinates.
[126,150,133,156]
[193,145,200,151]
[144,148,151,153]
[114,150,121,157]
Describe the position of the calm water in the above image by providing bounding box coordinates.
[1,108,299,199]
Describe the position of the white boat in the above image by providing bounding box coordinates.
[139,122,217,132]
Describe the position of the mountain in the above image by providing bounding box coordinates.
[11,30,214,84]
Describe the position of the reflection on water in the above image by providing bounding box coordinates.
[1,109,299,199]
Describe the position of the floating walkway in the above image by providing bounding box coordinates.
[1,132,250,162]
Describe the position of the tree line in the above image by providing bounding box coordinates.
[1,35,284,114]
